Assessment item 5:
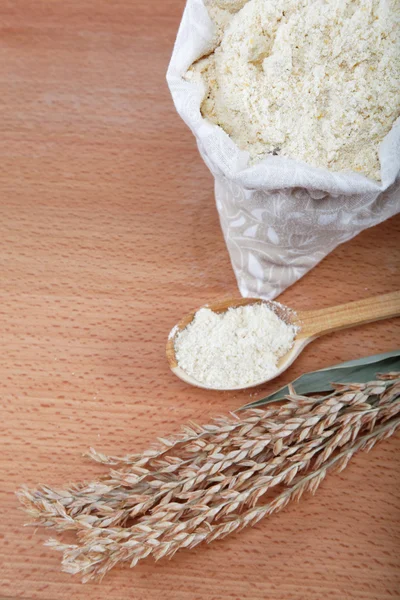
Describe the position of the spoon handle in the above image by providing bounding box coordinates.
[296,291,400,340]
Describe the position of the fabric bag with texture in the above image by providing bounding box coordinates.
[166,0,400,299]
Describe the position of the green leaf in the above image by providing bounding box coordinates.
[240,350,400,410]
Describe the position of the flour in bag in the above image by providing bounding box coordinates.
[187,0,400,180]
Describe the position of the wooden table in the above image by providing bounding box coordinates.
[1,2,399,599]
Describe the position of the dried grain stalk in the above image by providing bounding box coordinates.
[17,373,400,582]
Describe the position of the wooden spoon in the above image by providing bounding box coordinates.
[166,291,400,391]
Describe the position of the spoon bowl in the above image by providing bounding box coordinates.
[166,291,400,391]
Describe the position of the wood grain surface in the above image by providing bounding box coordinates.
[1,1,399,599]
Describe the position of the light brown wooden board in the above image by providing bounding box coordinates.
[0,1,399,599]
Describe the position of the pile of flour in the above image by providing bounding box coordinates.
[174,303,297,388]
[187,0,400,180]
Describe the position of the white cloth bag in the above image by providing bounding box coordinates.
[167,0,400,299]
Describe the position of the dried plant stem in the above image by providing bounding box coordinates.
[17,375,400,581]
[87,402,302,467]
[21,396,399,531]
[45,415,400,581]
